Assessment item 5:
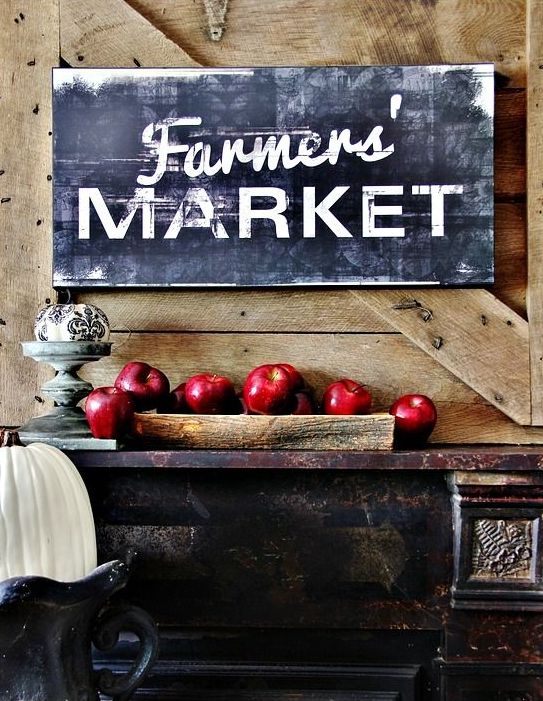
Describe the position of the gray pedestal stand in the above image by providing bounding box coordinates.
[19,341,118,450]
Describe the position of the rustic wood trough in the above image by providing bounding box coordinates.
[132,412,395,450]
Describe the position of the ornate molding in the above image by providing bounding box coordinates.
[471,518,533,579]
[449,473,543,611]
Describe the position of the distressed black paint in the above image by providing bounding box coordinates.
[53,65,494,288]
[71,452,543,699]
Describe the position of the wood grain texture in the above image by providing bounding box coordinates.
[133,413,395,450]
[495,89,526,201]
[527,0,543,424]
[80,289,394,333]
[494,202,526,317]
[126,0,526,87]
[351,290,531,425]
[60,0,200,68]
[0,0,58,426]
[81,331,543,444]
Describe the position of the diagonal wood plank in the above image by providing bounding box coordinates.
[0,0,58,426]
[351,290,531,426]
[60,0,201,67]
[527,0,543,425]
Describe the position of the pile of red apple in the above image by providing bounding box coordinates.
[85,360,437,447]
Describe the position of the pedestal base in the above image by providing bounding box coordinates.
[18,406,119,450]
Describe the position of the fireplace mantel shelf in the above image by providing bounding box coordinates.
[69,445,543,472]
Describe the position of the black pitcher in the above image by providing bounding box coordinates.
[0,559,158,701]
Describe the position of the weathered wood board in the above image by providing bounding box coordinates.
[353,289,531,425]
[120,0,527,87]
[527,0,543,424]
[132,412,395,450]
[0,0,58,426]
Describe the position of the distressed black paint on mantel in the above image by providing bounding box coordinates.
[70,446,543,471]
[83,467,451,630]
[52,65,494,287]
[72,452,543,699]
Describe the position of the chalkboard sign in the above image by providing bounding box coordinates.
[52,65,494,287]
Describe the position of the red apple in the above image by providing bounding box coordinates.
[243,364,296,415]
[185,373,237,414]
[291,390,316,415]
[389,394,437,447]
[85,386,135,439]
[322,379,372,415]
[278,363,305,391]
[156,382,190,414]
[114,361,170,411]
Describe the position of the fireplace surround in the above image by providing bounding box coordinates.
[69,447,543,700]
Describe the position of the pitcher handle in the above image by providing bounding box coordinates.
[92,604,159,701]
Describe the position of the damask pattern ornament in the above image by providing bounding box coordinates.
[471,519,533,579]
[34,303,110,342]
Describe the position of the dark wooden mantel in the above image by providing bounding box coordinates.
[71,446,543,472]
[72,447,543,701]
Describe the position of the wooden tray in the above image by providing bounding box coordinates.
[132,413,395,451]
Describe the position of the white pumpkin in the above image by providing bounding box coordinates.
[34,303,110,342]
[0,431,97,582]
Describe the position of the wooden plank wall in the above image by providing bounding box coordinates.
[527,0,543,424]
[3,0,541,444]
[0,0,57,426]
